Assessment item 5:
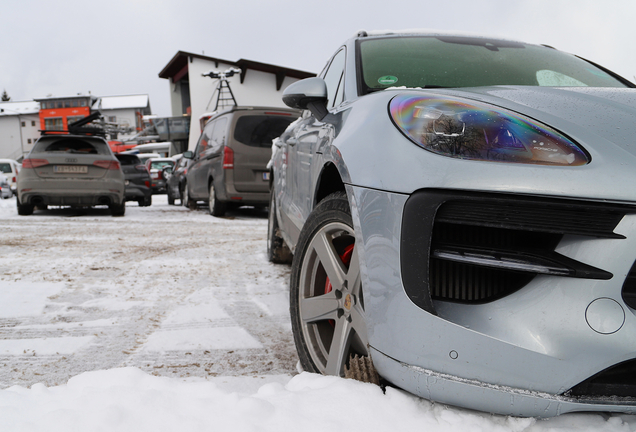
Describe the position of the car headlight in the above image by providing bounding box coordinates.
[389,94,589,166]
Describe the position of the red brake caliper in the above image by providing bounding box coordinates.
[324,243,354,326]
[324,243,354,294]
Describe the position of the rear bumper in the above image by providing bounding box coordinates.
[219,181,269,206]
[124,184,152,201]
[18,178,124,206]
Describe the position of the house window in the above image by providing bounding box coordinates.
[21,121,25,127]
[27,139,32,144]
[67,115,85,126]
[44,117,64,130]
[108,116,117,123]
[31,121,36,127]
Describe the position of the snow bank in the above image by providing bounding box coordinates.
[1,368,635,432]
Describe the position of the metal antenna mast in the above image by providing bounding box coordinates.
[203,67,241,111]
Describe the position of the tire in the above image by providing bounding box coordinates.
[167,188,175,205]
[290,191,369,377]
[16,198,33,216]
[183,183,197,210]
[110,201,126,217]
[267,192,292,264]
[208,182,226,217]
[138,195,152,207]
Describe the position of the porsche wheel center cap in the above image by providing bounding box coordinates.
[344,294,352,310]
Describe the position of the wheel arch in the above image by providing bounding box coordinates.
[314,162,346,208]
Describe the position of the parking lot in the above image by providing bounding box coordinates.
[0,196,297,388]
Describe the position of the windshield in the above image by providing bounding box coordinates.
[358,36,630,94]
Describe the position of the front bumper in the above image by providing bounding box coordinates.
[349,184,636,417]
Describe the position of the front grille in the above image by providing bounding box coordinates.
[401,190,635,313]
[568,359,636,399]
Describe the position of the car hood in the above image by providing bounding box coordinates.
[439,86,636,157]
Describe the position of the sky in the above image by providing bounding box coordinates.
[1,0,634,117]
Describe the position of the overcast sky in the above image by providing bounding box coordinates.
[1,0,634,116]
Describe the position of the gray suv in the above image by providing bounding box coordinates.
[183,106,299,216]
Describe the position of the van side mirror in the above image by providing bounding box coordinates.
[283,78,328,120]
[183,151,194,159]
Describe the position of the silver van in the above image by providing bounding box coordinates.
[183,106,299,216]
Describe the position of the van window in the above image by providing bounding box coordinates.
[234,115,297,148]
[0,163,11,174]
[210,118,227,151]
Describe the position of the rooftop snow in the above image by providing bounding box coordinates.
[0,101,40,116]
[99,94,149,110]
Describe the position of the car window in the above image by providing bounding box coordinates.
[116,155,142,166]
[210,117,227,151]
[234,114,298,148]
[150,161,174,169]
[32,138,110,155]
[0,163,11,173]
[322,48,346,108]
[358,36,630,94]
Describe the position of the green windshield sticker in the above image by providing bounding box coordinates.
[378,75,398,85]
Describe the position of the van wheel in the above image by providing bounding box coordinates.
[209,182,226,217]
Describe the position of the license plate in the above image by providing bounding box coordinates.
[262,172,270,181]
[55,165,88,174]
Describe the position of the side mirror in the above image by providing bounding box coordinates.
[183,151,194,159]
[283,77,328,120]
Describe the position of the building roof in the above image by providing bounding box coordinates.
[158,51,316,90]
[0,100,40,116]
[98,94,150,110]
[34,95,97,102]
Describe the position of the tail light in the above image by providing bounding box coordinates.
[144,181,150,187]
[22,159,49,169]
[93,160,121,170]
[223,146,234,169]
[12,176,16,182]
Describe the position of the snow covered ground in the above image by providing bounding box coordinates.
[0,196,635,431]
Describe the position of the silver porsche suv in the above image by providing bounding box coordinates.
[17,134,126,216]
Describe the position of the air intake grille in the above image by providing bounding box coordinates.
[568,359,636,399]
[430,223,559,303]
[400,190,635,313]
[622,261,636,309]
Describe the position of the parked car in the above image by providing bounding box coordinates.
[0,159,20,196]
[165,155,190,205]
[0,173,12,199]
[268,30,636,417]
[17,134,125,216]
[115,154,152,206]
[183,106,299,216]
[145,157,175,194]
